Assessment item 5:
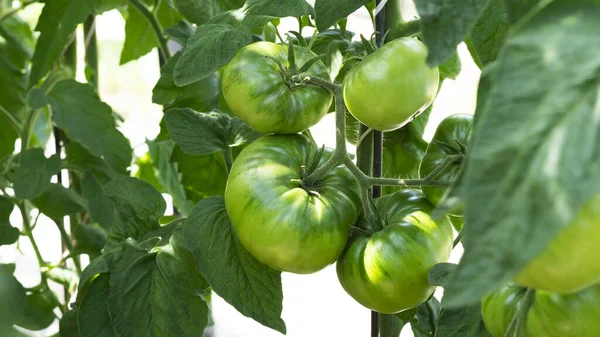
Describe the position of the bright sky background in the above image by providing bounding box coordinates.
[1,2,480,336]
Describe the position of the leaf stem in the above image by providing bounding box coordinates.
[18,202,46,268]
[505,288,536,337]
[223,147,233,173]
[21,109,39,152]
[0,104,22,134]
[0,0,37,23]
[129,0,171,60]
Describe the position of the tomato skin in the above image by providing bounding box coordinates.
[482,284,600,337]
[382,124,428,196]
[419,114,472,215]
[336,190,453,313]
[343,38,439,131]
[221,41,333,134]
[224,134,361,274]
[515,194,600,293]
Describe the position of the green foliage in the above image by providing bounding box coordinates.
[411,297,442,337]
[445,0,600,306]
[245,0,314,18]
[12,148,60,200]
[0,196,19,246]
[314,0,371,31]
[0,264,26,329]
[467,0,509,68]
[32,183,87,221]
[173,0,244,25]
[182,197,286,333]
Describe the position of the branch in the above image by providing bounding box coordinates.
[129,0,171,60]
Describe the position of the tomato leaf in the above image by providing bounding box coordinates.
[164,20,195,46]
[414,0,491,66]
[32,184,87,221]
[314,0,371,31]
[103,177,165,241]
[182,197,286,333]
[108,237,209,337]
[58,308,81,337]
[467,0,509,68]
[94,0,128,14]
[48,80,132,173]
[428,263,458,287]
[0,264,27,328]
[29,0,93,86]
[411,297,441,337]
[153,53,221,111]
[16,289,59,331]
[504,0,555,24]
[439,49,462,81]
[172,0,244,25]
[0,196,18,246]
[436,303,490,337]
[78,274,114,337]
[66,142,121,185]
[120,0,181,65]
[380,308,417,337]
[445,0,600,306]
[245,0,314,18]
[165,108,260,156]
[73,223,108,257]
[173,24,253,86]
[81,173,116,230]
[12,148,60,200]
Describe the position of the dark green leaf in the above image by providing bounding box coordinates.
[0,264,26,328]
[314,0,371,31]
[147,140,194,215]
[428,263,458,287]
[245,0,314,18]
[0,117,17,159]
[183,197,286,333]
[66,141,121,185]
[380,308,417,337]
[120,0,181,64]
[171,147,228,204]
[208,8,275,29]
[439,49,462,81]
[445,0,600,306]
[152,53,221,111]
[411,297,441,337]
[103,177,165,240]
[82,173,116,230]
[164,21,195,46]
[32,184,87,221]
[13,148,60,200]
[504,0,554,24]
[78,274,114,337]
[48,80,132,173]
[173,24,253,86]
[29,0,93,86]
[165,108,260,155]
[16,289,59,331]
[94,0,128,14]
[108,238,209,337]
[77,248,122,295]
[468,0,509,67]
[0,196,18,246]
[74,223,108,256]
[436,303,490,337]
[59,308,81,337]
[173,0,244,25]
[414,0,491,66]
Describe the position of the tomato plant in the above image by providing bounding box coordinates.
[0,0,598,336]
[336,189,453,314]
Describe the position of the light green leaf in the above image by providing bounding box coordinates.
[183,197,286,333]
[173,24,253,86]
[0,264,27,328]
[245,0,314,18]
[445,0,600,306]
[108,238,209,337]
[152,53,221,111]
[120,0,181,64]
[0,196,19,246]
[78,274,114,337]
[314,0,371,31]
[165,108,260,155]
[32,184,87,221]
[13,148,60,200]
[414,0,491,66]
[30,0,93,86]
[48,80,132,173]
[103,177,165,240]
[468,0,509,68]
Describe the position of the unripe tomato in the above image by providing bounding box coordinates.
[225,134,361,274]
[336,190,453,313]
[515,194,600,293]
[221,42,333,134]
[342,38,439,131]
[482,284,600,337]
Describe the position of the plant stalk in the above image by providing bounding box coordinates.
[129,0,172,60]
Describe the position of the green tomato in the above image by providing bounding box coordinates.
[382,123,428,196]
[343,38,439,131]
[482,284,600,337]
[221,41,333,134]
[419,114,472,215]
[515,194,600,293]
[225,134,361,274]
[336,190,453,313]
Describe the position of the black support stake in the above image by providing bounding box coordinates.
[372,1,386,336]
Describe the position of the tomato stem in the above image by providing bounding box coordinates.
[422,154,463,181]
[504,288,536,337]
[223,148,233,173]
